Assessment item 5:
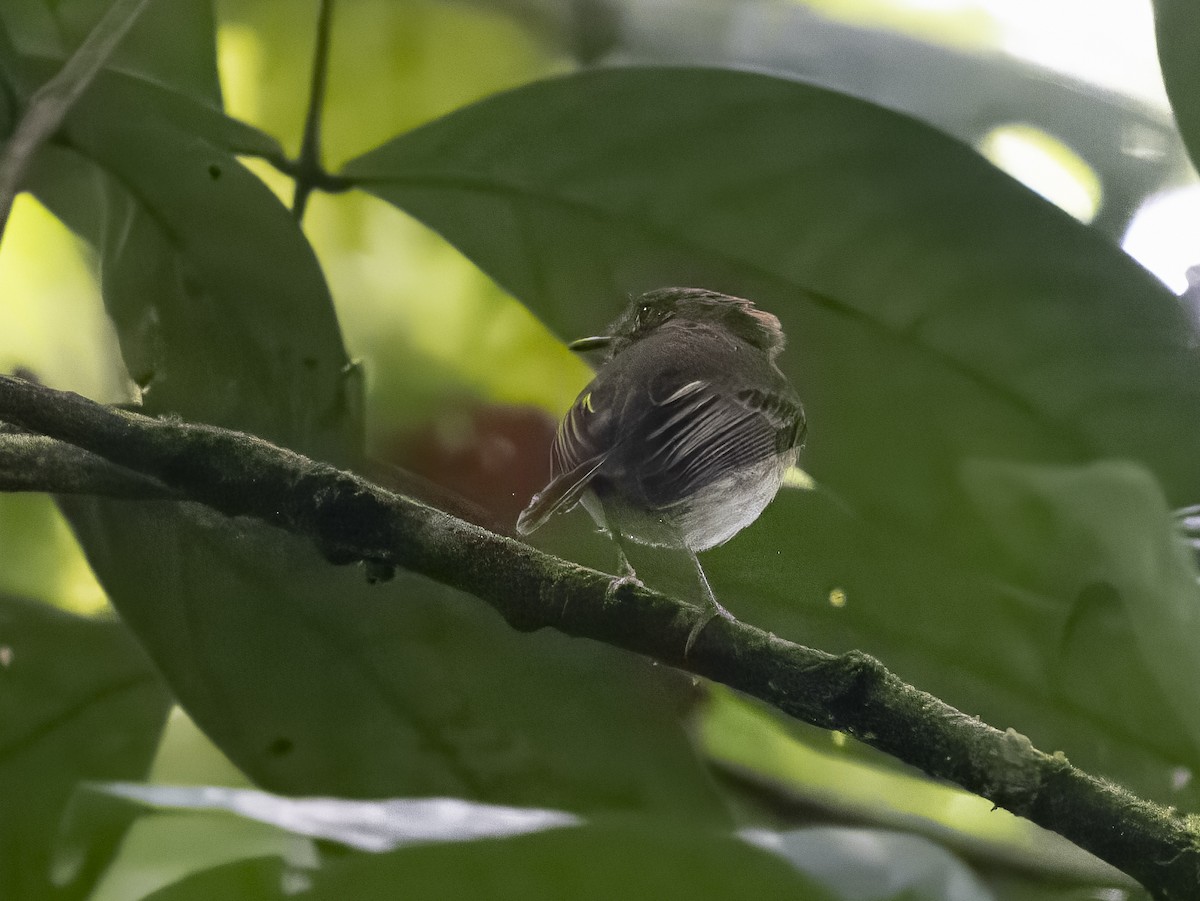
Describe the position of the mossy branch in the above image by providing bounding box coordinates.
[0,372,1197,898]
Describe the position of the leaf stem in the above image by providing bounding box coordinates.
[291,0,336,221]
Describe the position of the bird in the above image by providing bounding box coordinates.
[516,287,806,654]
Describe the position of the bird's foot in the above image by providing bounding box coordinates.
[684,599,735,658]
[606,573,645,600]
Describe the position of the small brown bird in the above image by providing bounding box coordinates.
[517,288,806,652]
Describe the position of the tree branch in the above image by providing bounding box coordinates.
[0,372,1196,899]
[0,428,173,497]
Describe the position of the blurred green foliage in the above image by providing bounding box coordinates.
[0,596,170,900]
[0,0,1197,898]
[216,0,588,438]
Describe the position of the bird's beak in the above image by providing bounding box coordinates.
[568,335,612,353]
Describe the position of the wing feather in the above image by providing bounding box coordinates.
[637,379,789,508]
[516,453,609,535]
[518,386,617,534]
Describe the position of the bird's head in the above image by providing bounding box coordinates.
[568,288,786,360]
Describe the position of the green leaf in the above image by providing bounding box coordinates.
[342,67,1200,523]
[0,595,171,901]
[27,64,348,460]
[961,461,1200,765]
[341,66,1200,803]
[699,481,1200,809]
[55,502,731,821]
[132,856,286,901]
[59,794,313,901]
[0,0,221,104]
[139,823,833,901]
[0,1,61,60]
[1152,0,1200,177]
[21,59,275,154]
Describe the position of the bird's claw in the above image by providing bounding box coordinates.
[684,602,735,658]
[606,573,645,600]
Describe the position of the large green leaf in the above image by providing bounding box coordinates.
[23,64,726,822]
[26,65,346,457]
[56,502,730,819]
[341,66,1200,807]
[1153,0,1200,177]
[342,67,1200,525]
[960,462,1200,782]
[138,824,832,901]
[0,595,171,901]
[694,470,1200,809]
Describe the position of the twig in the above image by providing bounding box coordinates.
[291,0,336,221]
[0,0,154,247]
[0,19,26,106]
[265,151,352,195]
[0,428,173,497]
[0,372,1197,899]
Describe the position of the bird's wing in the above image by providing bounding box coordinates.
[515,453,608,535]
[736,386,807,452]
[517,363,805,531]
[516,386,616,535]
[636,377,803,508]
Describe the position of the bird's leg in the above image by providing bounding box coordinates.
[606,525,644,599]
[683,544,734,657]
[566,527,643,625]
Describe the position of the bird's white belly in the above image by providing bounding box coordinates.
[583,450,794,552]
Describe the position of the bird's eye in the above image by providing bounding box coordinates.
[637,304,661,329]
[633,302,672,334]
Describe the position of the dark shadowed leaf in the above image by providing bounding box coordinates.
[139,822,832,901]
[135,857,286,901]
[697,479,1200,808]
[1153,0,1200,177]
[0,0,220,104]
[56,500,730,821]
[0,595,170,901]
[26,65,346,458]
[961,462,1200,766]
